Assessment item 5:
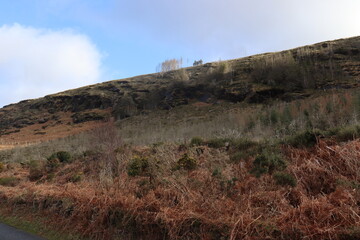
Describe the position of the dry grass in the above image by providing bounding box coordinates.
[0,133,360,239]
[0,109,111,148]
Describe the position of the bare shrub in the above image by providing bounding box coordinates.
[89,119,123,187]
[157,58,183,73]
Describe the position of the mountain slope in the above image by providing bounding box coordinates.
[1,36,360,240]
[1,36,360,145]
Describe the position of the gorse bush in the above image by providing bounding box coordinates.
[250,151,286,178]
[286,130,318,148]
[229,139,263,163]
[273,172,297,187]
[127,156,150,177]
[176,154,197,170]
[48,151,72,163]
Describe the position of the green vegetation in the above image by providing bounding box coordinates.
[335,125,360,142]
[250,151,286,177]
[0,36,360,240]
[176,153,197,170]
[48,151,72,163]
[0,211,85,240]
[207,138,230,148]
[285,130,318,148]
[229,151,250,163]
[0,176,20,187]
[190,136,205,146]
[127,156,150,177]
[273,172,297,187]
[70,172,83,183]
[28,160,45,181]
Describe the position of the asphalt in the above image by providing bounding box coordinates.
[0,223,45,240]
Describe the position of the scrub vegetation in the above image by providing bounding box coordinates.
[1,36,360,239]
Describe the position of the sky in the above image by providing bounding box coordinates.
[0,0,359,107]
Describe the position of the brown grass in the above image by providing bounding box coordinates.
[0,109,111,148]
[0,136,359,239]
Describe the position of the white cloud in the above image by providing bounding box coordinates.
[113,0,360,61]
[0,24,103,107]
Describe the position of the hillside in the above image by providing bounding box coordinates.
[1,36,360,240]
[1,36,360,146]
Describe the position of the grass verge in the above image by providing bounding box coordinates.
[0,208,85,240]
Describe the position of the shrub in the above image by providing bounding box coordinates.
[48,151,72,163]
[28,160,45,181]
[157,58,182,73]
[177,154,197,170]
[0,177,20,187]
[70,172,83,183]
[207,138,230,148]
[212,168,222,178]
[220,177,238,193]
[335,125,360,142]
[231,138,259,151]
[127,156,149,177]
[273,172,297,187]
[250,152,286,178]
[251,54,304,90]
[190,137,205,146]
[286,130,318,148]
[229,140,262,163]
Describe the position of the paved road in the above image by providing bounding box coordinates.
[0,223,45,240]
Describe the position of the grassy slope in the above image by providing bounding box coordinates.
[1,36,360,146]
[0,36,360,239]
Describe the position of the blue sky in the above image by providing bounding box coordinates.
[0,0,360,107]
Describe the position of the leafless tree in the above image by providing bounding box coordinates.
[157,58,183,73]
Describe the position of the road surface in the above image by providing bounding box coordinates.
[0,223,45,240]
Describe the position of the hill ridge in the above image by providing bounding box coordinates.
[1,35,360,144]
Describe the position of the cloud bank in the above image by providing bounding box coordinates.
[0,24,103,107]
[113,0,360,61]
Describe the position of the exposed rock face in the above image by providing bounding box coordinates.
[1,36,360,136]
